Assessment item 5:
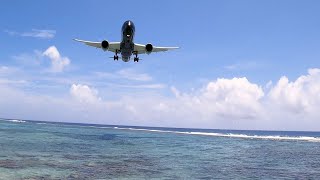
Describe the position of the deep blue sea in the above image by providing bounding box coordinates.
[0,119,320,179]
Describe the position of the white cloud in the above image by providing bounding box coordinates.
[0,79,27,85]
[94,68,153,82]
[268,68,320,113]
[0,66,11,75]
[186,77,264,119]
[8,46,70,73]
[0,67,320,131]
[12,51,43,67]
[5,29,56,39]
[0,66,29,86]
[91,68,163,90]
[117,68,153,81]
[43,46,70,72]
[113,83,166,89]
[70,84,101,103]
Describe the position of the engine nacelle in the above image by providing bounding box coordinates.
[145,43,153,54]
[101,40,109,50]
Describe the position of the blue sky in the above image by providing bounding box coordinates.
[1,1,320,130]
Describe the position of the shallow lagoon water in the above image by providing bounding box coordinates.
[0,119,320,179]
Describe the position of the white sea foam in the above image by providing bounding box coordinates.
[181,132,320,142]
[98,126,113,129]
[78,125,320,142]
[7,119,26,123]
[36,123,47,125]
[110,127,320,142]
[88,125,98,128]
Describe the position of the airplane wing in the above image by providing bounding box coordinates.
[73,39,120,53]
[134,43,179,54]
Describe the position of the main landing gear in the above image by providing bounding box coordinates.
[133,52,139,62]
[114,50,119,61]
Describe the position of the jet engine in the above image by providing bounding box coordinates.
[101,40,109,50]
[145,43,153,54]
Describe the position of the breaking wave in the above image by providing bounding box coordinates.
[111,127,320,142]
[6,119,26,123]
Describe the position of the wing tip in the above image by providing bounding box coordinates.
[169,47,180,50]
[167,46,180,49]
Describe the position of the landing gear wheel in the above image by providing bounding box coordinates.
[114,49,119,61]
[133,52,139,62]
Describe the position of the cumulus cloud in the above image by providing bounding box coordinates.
[8,46,70,73]
[5,29,56,39]
[0,68,320,130]
[43,46,70,72]
[174,77,264,120]
[268,68,320,113]
[70,84,101,103]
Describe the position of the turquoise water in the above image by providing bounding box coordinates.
[0,119,320,179]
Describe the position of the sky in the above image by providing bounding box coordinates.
[1,0,320,130]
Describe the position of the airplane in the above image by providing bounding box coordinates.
[74,20,179,62]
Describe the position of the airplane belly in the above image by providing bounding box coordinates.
[121,49,131,62]
[120,42,133,62]
[122,57,130,62]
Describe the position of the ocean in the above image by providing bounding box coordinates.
[0,119,319,179]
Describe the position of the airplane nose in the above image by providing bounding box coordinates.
[122,20,135,35]
[125,21,135,30]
